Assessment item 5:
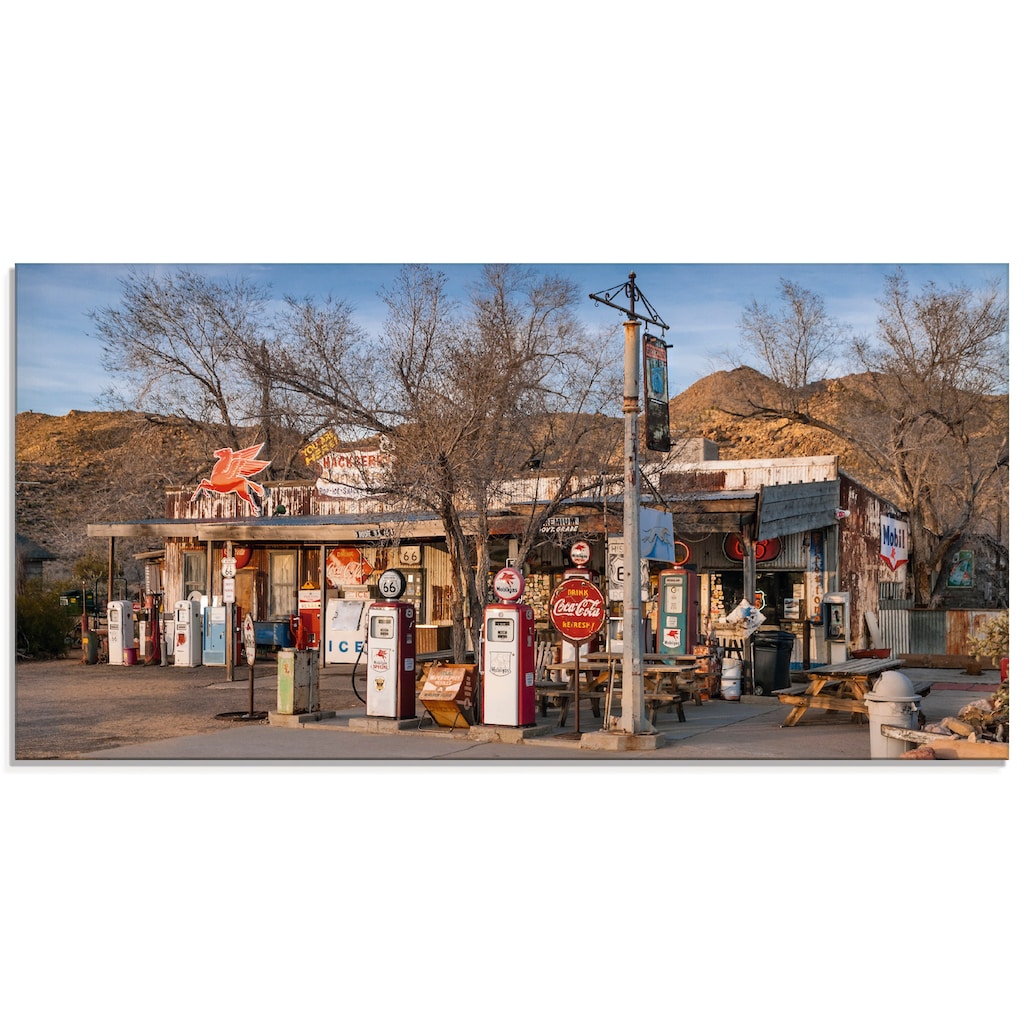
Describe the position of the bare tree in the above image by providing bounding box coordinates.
[91,264,622,658]
[736,269,1008,606]
[738,278,847,390]
[367,264,620,659]
[91,268,318,479]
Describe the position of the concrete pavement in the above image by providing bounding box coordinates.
[73,667,1003,764]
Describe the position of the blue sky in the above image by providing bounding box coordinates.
[13,262,1007,416]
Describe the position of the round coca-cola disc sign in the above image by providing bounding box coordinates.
[549,578,606,642]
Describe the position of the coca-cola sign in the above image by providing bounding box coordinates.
[549,578,606,643]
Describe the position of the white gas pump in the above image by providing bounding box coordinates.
[172,599,203,667]
[481,567,536,727]
[366,569,417,719]
[823,591,851,663]
[107,600,135,666]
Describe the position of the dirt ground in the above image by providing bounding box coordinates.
[12,654,369,760]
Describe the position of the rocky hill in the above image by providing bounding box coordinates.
[16,410,220,577]
[15,367,1007,584]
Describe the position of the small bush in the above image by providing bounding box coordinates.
[967,610,1009,660]
[16,580,78,658]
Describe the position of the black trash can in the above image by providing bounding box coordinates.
[752,631,796,695]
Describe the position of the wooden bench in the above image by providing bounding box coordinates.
[775,660,932,727]
[537,677,607,726]
[775,677,932,700]
[644,689,687,725]
[535,643,604,724]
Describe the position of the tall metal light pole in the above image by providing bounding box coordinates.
[620,315,648,733]
[589,272,670,735]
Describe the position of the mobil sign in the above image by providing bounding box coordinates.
[880,514,909,571]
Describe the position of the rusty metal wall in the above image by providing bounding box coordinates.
[877,601,911,655]
[878,604,1003,656]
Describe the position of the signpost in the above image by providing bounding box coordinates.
[243,613,257,717]
[215,612,267,722]
[549,577,606,737]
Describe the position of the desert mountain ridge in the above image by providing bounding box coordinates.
[15,366,999,579]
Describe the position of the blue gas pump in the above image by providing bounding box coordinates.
[203,604,227,665]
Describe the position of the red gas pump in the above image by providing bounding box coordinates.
[366,569,417,719]
[298,585,322,649]
[481,567,536,727]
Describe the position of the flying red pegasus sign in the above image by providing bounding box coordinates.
[191,443,272,514]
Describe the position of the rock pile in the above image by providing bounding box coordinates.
[899,679,1009,759]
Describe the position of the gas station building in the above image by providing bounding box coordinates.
[86,435,908,675]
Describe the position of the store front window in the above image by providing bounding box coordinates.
[718,571,805,626]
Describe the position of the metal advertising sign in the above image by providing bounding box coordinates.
[243,613,256,667]
[300,428,340,465]
[723,533,782,563]
[315,446,390,499]
[549,578,606,643]
[540,515,580,535]
[191,443,272,514]
[879,514,909,571]
[643,333,671,452]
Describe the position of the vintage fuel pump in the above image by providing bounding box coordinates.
[481,566,536,727]
[202,602,241,665]
[823,591,851,663]
[657,568,699,655]
[172,598,203,667]
[366,569,417,719]
[107,599,136,666]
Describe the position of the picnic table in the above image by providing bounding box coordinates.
[538,653,700,727]
[774,657,928,727]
